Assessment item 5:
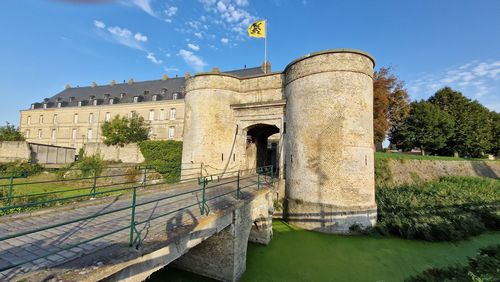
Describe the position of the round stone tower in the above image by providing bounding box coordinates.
[283,49,376,233]
[181,73,241,177]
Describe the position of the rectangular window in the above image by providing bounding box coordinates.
[105,112,111,122]
[152,95,157,101]
[160,109,165,120]
[27,116,31,125]
[51,129,56,140]
[37,129,42,139]
[149,110,155,121]
[170,108,176,120]
[87,129,93,140]
[73,114,79,124]
[89,113,94,123]
[129,111,135,118]
[109,99,114,105]
[53,114,58,124]
[133,96,139,103]
[39,115,44,124]
[172,93,178,100]
[25,129,30,138]
[148,128,154,137]
[72,128,77,140]
[168,126,175,139]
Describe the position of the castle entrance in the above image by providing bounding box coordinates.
[244,124,280,173]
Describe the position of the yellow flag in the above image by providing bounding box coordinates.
[248,20,266,38]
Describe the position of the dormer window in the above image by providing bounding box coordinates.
[93,99,98,106]
[109,98,114,105]
[30,104,35,110]
[133,96,139,103]
[172,93,178,100]
[152,95,157,102]
[57,102,62,108]
[69,97,75,102]
[78,101,82,107]
[120,93,126,98]
[144,90,149,95]
[43,103,47,109]
[161,88,167,95]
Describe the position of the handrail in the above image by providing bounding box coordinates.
[0,165,275,273]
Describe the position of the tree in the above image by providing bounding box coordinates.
[490,111,500,156]
[390,101,454,155]
[373,67,410,145]
[101,113,149,147]
[428,87,493,157]
[0,122,25,141]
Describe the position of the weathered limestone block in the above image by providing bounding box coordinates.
[248,188,274,245]
[173,203,252,282]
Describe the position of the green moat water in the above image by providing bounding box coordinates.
[146,221,500,282]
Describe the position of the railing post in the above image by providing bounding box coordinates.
[236,170,240,199]
[91,169,97,199]
[201,178,207,215]
[7,175,14,207]
[129,187,137,247]
[257,173,261,190]
[142,166,148,189]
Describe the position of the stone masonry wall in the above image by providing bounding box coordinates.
[0,141,31,163]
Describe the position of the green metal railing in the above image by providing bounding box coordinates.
[0,165,274,272]
[0,164,204,214]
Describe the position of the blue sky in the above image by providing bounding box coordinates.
[0,0,499,125]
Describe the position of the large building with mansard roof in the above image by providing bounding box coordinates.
[19,66,266,149]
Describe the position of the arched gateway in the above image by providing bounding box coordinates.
[181,49,377,233]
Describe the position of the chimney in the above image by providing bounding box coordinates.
[91,82,97,88]
[111,80,116,86]
[128,78,134,85]
[185,72,191,78]
[261,60,271,73]
[211,67,220,73]
[162,74,169,80]
[65,84,71,90]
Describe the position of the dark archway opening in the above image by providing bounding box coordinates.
[246,124,280,173]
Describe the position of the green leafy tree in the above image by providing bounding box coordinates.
[0,122,25,141]
[390,101,454,155]
[428,87,493,157]
[101,113,149,147]
[490,111,500,156]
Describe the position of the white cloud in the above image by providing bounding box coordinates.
[94,20,106,29]
[134,32,148,42]
[221,37,229,44]
[130,0,156,17]
[164,66,180,72]
[146,52,163,64]
[96,21,148,51]
[187,43,200,51]
[407,60,500,111]
[198,0,257,39]
[165,6,178,17]
[194,32,203,39]
[178,49,207,72]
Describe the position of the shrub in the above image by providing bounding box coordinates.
[0,161,43,177]
[76,154,104,177]
[406,245,500,281]
[139,140,182,183]
[375,176,500,241]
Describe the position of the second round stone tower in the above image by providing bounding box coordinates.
[283,49,377,233]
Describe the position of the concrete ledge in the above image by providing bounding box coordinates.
[285,198,377,234]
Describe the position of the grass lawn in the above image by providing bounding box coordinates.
[147,221,500,282]
[375,152,497,161]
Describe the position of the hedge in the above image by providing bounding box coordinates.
[139,140,183,183]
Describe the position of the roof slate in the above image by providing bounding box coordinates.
[33,67,266,109]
